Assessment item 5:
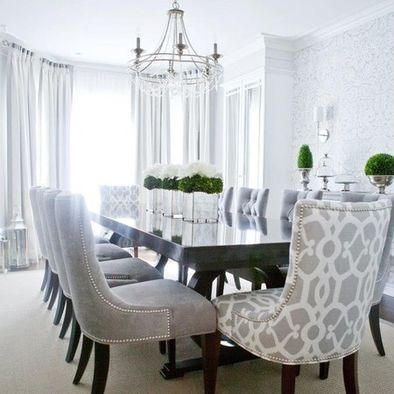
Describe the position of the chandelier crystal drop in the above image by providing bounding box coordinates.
[128,1,223,97]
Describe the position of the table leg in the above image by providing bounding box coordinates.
[155,255,168,277]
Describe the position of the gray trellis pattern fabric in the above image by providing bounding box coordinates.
[100,185,139,218]
[236,187,269,217]
[341,193,394,305]
[100,185,140,248]
[213,199,391,364]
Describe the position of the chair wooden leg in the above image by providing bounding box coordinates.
[295,365,300,377]
[342,352,359,394]
[202,331,221,394]
[59,298,73,339]
[73,335,93,384]
[47,274,59,310]
[216,273,225,297]
[233,274,241,290]
[133,246,139,258]
[319,362,330,380]
[167,339,176,373]
[40,259,49,291]
[159,341,166,355]
[43,270,54,302]
[369,303,385,356]
[281,364,298,394]
[53,289,66,325]
[66,314,81,363]
[92,342,110,394]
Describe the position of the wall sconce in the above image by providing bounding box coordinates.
[313,106,330,143]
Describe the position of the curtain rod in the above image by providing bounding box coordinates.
[2,39,72,68]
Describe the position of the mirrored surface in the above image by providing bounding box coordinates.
[100,210,292,248]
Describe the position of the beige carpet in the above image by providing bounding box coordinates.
[1,267,394,394]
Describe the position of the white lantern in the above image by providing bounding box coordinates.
[7,214,29,270]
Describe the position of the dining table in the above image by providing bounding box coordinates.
[90,208,293,379]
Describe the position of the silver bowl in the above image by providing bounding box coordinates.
[368,175,394,194]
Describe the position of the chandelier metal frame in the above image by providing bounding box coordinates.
[128,1,223,97]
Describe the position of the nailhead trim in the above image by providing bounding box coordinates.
[78,218,171,343]
[104,274,132,280]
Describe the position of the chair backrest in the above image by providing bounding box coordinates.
[55,192,171,341]
[218,187,234,212]
[43,189,71,298]
[269,199,391,363]
[341,192,394,305]
[236,187,269,217]
[29,187,49,259]
[100,185,139,218]
[280,189,323,221]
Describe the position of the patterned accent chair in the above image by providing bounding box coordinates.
[55,192,219,393]
[340,193,394,357]
[236,187,269,216]
[99,185,140,255]
[211,199,391,394]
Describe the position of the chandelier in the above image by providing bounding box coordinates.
[128,1,223,97]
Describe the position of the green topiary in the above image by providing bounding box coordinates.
[162,177,179,190]
[365,153,394,175]
[143,176,162,190]
[178,174,223,194]
[297,144,313,169]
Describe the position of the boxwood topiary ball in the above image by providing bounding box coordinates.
[365,153,394,175]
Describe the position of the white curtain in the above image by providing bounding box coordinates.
[133,85,171,184]
[70,68,135,210]
[0,49,7,229]
[38,60,73,189]
[5,45,39,261]
[182,87,215,163]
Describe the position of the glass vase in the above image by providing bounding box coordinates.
[146,189,163,213]
[182,192,219,223]
[162,190,183,218]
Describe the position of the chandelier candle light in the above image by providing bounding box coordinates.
[129,1,223,97]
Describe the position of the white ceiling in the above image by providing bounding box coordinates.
[0,0,389,66]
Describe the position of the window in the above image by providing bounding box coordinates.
[223,74,264,191]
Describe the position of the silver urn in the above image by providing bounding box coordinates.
[299,168,312,191]
[368,175,394,194]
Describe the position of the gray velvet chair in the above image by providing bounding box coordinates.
[339,192,394,357]
[55,192,219,393]
[42,189,163,363]
[211,199,392,394]
[236,187,269,216]
[218,187,234,212]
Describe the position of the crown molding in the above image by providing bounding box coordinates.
[294,0,394,50]
[224,0,394,64]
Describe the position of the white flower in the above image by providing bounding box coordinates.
[160,164,183,179]
[180,161,222,179]
[143,163,164,179]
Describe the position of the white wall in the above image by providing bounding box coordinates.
[292,12,394,192]
[220,41,294,218]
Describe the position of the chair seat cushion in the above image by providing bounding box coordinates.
[95,243,131,261]
[212,288,283,337]
[99,258,162,283]
[112,279,217,338]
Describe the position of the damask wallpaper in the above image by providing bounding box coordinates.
[292,12,394,192]
[292,12,394,291]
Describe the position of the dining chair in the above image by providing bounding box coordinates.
[218,186,234,212]
[211,199,391,394]
[338,193,394,357]
[30,187,51,295]
[43,189,163,363]
[99,185,140,256]
[55,192,219,393]
[236,187,269,216]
